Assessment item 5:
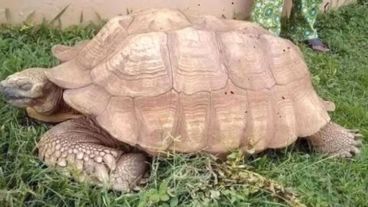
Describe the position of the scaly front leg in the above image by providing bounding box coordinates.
[37,117,148,192]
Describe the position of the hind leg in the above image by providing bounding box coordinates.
[37,117,147,192]
[307,122,363,158]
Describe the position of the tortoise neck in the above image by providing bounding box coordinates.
[28,87,83,123]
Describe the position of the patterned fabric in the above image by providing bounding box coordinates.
[251,0,322,41]
[251,0,284,35]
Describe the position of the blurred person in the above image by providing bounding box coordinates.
[251,0,330,52]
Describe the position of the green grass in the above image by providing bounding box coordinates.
[0,3,367,207]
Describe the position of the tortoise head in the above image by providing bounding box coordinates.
[0,68,61,113]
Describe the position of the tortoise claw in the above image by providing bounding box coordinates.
[309,122,363,158]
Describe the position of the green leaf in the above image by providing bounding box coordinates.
[160,194,170,202]
[149,193,160,203]
[170,197,179,207]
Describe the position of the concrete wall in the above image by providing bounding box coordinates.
[0,0,355,28]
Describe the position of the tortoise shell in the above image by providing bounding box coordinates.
[46,9,330,154]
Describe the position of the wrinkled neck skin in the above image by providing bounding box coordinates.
[31,83,63,115]
[27,87,82,123]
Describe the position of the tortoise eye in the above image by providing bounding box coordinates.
[19,82,33,90]
[15,79,33,90]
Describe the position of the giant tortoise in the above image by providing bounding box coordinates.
[0,9,362,191]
